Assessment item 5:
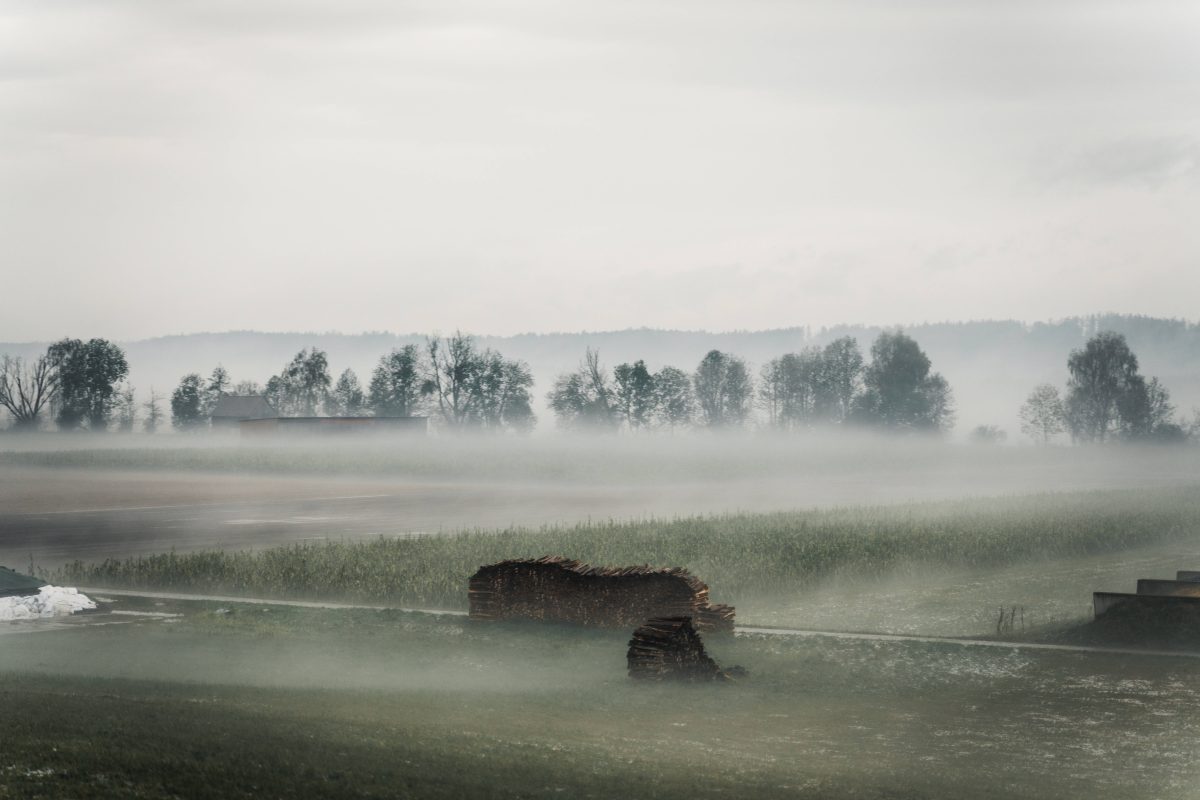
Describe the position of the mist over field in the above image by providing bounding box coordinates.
[0,434,1197,566]
[5,0,1200,797]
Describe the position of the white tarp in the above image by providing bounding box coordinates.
[0,586,97,622]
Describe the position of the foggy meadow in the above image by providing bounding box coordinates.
[5,1,1200,798]
[2,319,1200,797]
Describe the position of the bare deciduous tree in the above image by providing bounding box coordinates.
[0,354,59,431]
[547,349,618,432]
[426,332,535,432]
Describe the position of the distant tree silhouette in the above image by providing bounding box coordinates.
[328,369,366,416]
[613,360,656,432]
[693,350,753,429]
[171,374,208,431]
[652,366,694,431]
[850,331,953,432]
[114,385,136,432]
[1019,384,1065,444]
[819,336,865,422]
[0,353,58,431]
[369,345,425,417]
[548,349,619,432]
[426,332,534,432]
[265,348,331,416]
[1061,331,1184,443]
[47,338,129,431]
[142,389,164,434]
[969,425,1006,444]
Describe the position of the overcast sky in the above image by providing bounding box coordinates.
[2,0,1198,341]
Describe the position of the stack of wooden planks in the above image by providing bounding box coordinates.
[626,616,734,682]
[468,555,735,632]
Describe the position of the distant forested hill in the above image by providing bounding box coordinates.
[3,315,1198,437]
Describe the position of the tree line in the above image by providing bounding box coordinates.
[1017,331,1195,444]
[167,333,536,433]
[0,338,133,433]
[547,331,955,433]
[2,328,1196,442]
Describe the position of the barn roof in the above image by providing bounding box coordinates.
[211,395,275,419]
[0,566,46,598]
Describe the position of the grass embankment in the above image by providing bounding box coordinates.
[57,486,1200,610]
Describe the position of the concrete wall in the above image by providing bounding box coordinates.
[1093,591,1200,618]
[1137,579,1200,598]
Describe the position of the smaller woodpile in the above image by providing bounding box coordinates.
[627,617,741,682]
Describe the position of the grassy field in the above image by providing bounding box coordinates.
[14,478,1200,798]
[3,599,1200,799]
[56,485,1200,630]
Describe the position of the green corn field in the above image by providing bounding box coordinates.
[57,485,1200,612]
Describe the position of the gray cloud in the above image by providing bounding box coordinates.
[1041,137,1200,188]
[1,0,1199,339]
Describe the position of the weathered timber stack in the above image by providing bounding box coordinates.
[627,617,731,682]
[468,556,735,632]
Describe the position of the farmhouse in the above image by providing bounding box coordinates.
[239,415,428,437]
[468,556,735,632]
[211,395,276,430]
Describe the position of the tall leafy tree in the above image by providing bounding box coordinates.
[693,350,753,429]
[652,366,694,431]
[368,345,426,416]
[265,348,332,416]
[328,369,367,416]
[1063,332,1143,442]
[1019,384,1065,444]
[1117,376,1178,441]
[171,374,208,431]
[613,360,656,431]
[0,353,59,431]
[851,331,953,432]
[818,336,864,423]
[782,350,823,428]
[47,338,129,431]
[759,338,864,430]
[757,358,787,428]
[474,352,536,433]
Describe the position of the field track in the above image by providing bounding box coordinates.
[63,587,1200,661]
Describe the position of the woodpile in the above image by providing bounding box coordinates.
[627,617,739,682]
[468,556,735,632]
